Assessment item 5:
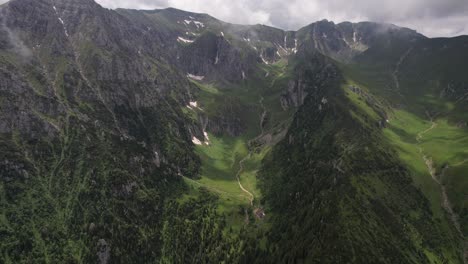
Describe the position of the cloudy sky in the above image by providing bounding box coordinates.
[2,0,468,37]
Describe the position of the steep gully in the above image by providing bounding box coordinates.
[51,3,124,135]
[392,47,412,100]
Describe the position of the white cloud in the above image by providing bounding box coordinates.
[1,0,467,37]
[93,0,468,37]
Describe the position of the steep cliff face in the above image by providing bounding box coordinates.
[178,32,258,82]
[297,20,424,62]
[0,0,202,262]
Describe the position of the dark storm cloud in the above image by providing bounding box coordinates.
[0,0,467,37]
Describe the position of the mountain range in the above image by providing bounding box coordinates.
[0,0,467,263]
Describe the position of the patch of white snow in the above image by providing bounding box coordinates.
[187,74,204,81]
[53,6,69,37]
[214,50,219,64]
[193,21,204,28]
[260,54,269,64]
[192,137,202,145]
[178,37,194,43]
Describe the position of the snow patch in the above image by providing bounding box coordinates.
[53,6,69,37]
[192,132,209,146]
[277,43,288,53]
[192,136,202,145]
[214,50,219,64]
[342,34,350,46]
[189,101,198,108]
[178,37,194,43]
[260,54,269,64]
[203,131,210,145]
[184,19,205,29]
[292,39,298,54]
[187,74,204,81]
[187,100,204,111]
[353,31,357,42]
[193,21,204,28]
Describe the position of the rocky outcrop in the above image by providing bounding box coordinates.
[280,51,339,110]
[97,239,111,264]
[297,20,425,62]
[0,1,201,262]
[280,80,308,110]
[178,32,257,82]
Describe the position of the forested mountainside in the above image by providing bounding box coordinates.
[0,0,466,263]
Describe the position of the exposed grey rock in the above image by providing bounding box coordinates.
[97,239,110,264]
[280,80,308,110]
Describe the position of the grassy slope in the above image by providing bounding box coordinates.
[341,60,467,261]
[350,39,468,229]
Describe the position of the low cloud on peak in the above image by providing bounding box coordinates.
[95,0,468,38]
[1,0,467,37]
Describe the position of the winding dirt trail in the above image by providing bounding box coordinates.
[416,119,465,251]
[235,155,255,206]
[234,95,269,207]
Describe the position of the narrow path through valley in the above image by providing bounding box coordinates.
[234,95,268,207]
[235,155,255,206]
[415,119,465,246]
